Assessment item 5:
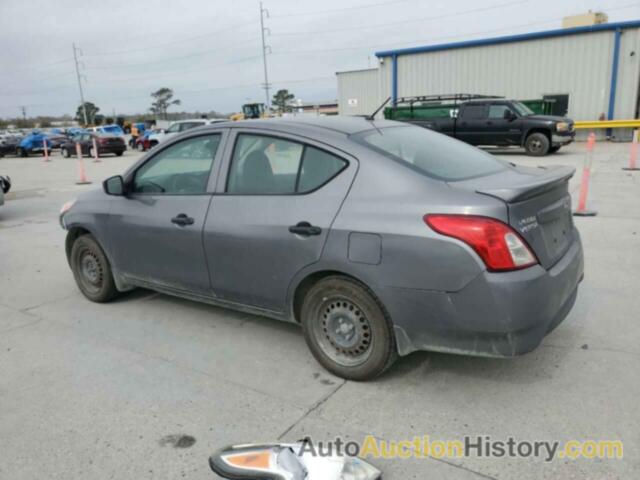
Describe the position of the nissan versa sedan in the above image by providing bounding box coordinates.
[59,117,583,380]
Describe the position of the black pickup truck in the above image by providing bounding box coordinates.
[394,98,575,156]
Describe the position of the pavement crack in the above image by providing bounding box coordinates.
[277,379,347,440]
[373,433,500,480]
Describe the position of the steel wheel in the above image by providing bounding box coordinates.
[77,248,104,296]
[301,276,397,380]
[70,234,119,303]
[314,297,373,367]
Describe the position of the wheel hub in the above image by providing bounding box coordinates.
[81,253,101,285]
[319,299,372,364]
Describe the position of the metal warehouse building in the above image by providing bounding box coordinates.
[337,20,640,135]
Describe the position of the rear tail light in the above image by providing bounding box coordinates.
[424,214,537,271]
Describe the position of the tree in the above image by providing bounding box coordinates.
[75,102,100,125]
[272,89,295,112]
[150,88,181,119]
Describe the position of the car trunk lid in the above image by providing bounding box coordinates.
[450,164,575,270]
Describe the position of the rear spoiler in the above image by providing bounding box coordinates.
[475,165,575,203]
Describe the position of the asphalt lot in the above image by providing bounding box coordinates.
[1,141,639,479]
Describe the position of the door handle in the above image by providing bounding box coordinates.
[171,213,195,226]
[289,221,321,236]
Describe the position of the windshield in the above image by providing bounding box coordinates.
[353,125,506,181]
[511,101,534,116]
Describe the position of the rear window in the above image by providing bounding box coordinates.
[353,125,506,181]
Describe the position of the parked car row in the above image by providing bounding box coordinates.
[0,126,127,158]
[131,118,228,152]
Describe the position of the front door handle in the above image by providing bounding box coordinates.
[289,221,321,236]
[171,213,195,226]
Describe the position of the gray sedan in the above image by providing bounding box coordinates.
[60,117,583,380]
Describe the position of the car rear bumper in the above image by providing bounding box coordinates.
[98,146,126,154]
[380,230,584,357]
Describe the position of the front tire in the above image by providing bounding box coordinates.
[61,147,71,158]
[525,132,550,156]
[549,145,561,153]
[17,147,27,157]
[301,276,397,381]
[70,234,119,303]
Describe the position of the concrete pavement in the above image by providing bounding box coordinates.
[0,142,638,479]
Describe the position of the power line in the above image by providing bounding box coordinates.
[84,38,261,71]
[271,0,528,36]
[270,0,412,18]
[83,20,257,57]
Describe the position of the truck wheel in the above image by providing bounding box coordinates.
[549,146,561,153]
[301,276,397,381]
[70,234,119,303]
[525,132,550,156]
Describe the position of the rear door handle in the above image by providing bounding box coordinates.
[171,213,195,226]
[289,221,321,236]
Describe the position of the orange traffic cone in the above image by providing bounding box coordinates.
[573,133,597,217]
[75,142,92,185]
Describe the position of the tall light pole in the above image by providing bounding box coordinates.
[259,2,271,110]
[72,43,88,125]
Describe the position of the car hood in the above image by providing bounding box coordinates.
[524,114,571,123]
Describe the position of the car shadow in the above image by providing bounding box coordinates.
[110,289,573,386]
[383,340,574,386]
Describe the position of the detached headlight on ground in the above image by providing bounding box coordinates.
[556,122,569,132]
[209,443,381,480]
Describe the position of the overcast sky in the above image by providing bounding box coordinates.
[1,0,638,118]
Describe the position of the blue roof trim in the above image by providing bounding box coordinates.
[375,20,640,57]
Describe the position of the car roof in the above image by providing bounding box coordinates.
[204,116,400,136]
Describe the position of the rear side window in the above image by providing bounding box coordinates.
[354,126,506,181]
[462,104,487,119]
[298,147,346,192]
[227,134,347,194]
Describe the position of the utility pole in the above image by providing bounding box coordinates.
[259,2,271,110]
[20,106,26,121]
[72,43,88,126]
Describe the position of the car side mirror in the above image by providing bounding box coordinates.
[503,110,515,121]
[209,443,381,480]
[103,175,125,196]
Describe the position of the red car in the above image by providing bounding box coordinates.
[134,129,163,152]
[61,132,126,158]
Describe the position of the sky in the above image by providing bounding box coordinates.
[1,0,638,118]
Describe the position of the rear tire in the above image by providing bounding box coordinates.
[301,276,397,381]
[62,147,71,158]
[116,151,123,157]
[524,132,550,156]
[17,147,27,157]
[70,234,119,303]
